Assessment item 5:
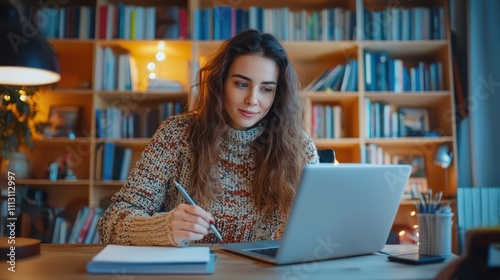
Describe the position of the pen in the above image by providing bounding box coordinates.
[173,180,224,242]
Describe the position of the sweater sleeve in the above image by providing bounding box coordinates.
[97,116,189,246]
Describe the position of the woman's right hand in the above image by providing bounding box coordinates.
[170,204,214,246]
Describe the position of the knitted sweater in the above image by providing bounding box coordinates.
[97,113,319,246]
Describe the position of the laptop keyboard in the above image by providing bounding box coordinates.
[250,247,279,257]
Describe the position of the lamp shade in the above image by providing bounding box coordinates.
[434,144,453,169]
[0,0,60,86]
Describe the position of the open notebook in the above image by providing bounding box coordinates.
[87,245,216,274]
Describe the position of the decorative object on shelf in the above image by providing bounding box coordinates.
[392,153,429,199]
[0,0,60,85]
[44,105,80,139]
[3,151,30,179]
[398,107,430,137]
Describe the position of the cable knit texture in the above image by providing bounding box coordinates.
[98,113,319,246]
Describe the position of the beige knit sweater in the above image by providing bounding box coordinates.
[97,113,319,246]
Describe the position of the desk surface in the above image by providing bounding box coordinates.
[1,244,454,280]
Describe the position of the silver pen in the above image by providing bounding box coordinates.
[173,180,223,242]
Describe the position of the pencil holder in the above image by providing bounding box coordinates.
[417,212,454,258]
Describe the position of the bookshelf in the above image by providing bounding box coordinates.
[14,0,457,244]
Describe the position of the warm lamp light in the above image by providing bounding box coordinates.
[0,0,61,85]
[0,0,61,258]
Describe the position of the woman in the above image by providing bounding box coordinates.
[98,29,319,247]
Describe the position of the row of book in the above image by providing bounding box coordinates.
[19,5,445,41]
[95,102,184,139]
[193,6,356,41]
[52,207,103,244]
[363,7,446,41]
[364,99,433,138]
[20,6,96,39]
[98,47,139,91]
[310,104,343,139]
[96,142,133,181]
[365,52,444,92]
[98,5,188,40]
[305,59,358,92]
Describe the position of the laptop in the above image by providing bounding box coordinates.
[220,163,412,265]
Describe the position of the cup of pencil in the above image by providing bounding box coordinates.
[415,190,454,258]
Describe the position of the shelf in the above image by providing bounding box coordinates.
[95,138,151,146]
[306,92,359,102]
[32,137,92,144]
[94,181,125,187]
[282,41,358,62]
[366,137,454,147]
[314,138,361,148]
[97,91,188,102]
[97,40,193,59]
[16,179,91,186]
[364,92,451,106]
[400,198,456,206]
[197,41,358,61]
[362,40,448,57]
[49,88,94,95]
[18,0,456,244]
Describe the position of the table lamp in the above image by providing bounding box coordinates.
[0,0,60,260]
[0,0,60,85]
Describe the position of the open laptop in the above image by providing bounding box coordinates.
[220,163,412,265]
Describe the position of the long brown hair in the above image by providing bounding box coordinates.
[188,29,309,215]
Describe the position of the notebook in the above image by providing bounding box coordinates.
[220,163,412,265]
[87,245,216,274]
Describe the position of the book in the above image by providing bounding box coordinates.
[87,245,216,274]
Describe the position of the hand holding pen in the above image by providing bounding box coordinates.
[170,180,223,246]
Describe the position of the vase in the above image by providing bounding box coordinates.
[4,152,30,179]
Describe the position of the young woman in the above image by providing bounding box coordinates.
[98,29,319,247]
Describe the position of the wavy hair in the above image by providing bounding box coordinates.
[188,29,308,216]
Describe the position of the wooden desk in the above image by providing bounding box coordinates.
[1,244,454,280]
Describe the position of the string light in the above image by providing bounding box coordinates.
[156,52,165,61]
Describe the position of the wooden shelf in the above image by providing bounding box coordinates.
[400,198,456,206]
[93,181,125,187]
[97,91,188,101]
[32,138,91,144]
[95,138,150,146]
[364,92,451,106]
[306,92,359,102]
[314,138,361,148]
[365,137,454,146]
[361,40,448,56]
[16,179,91,186]
[20,1,457,245]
